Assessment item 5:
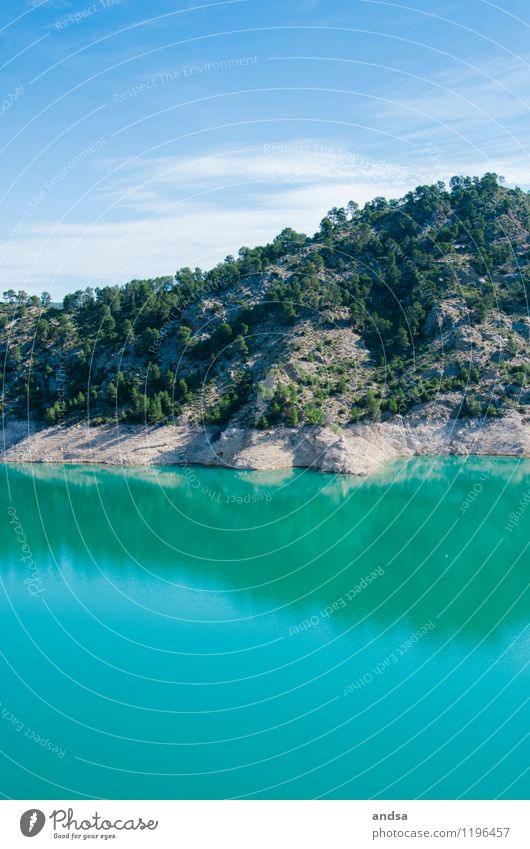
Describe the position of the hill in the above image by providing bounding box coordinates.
[1,173,529,470]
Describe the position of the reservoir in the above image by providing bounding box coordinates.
[1,457,528,799]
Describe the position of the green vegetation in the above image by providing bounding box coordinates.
[1,174,529,429]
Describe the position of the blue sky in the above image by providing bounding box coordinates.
[1,0,530,297]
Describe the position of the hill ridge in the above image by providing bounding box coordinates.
[1,173,529,438]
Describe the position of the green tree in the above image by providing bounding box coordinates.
[107,382,118,404]
[176,325,192,346]
[101,310,116,339]
[461,394,482,418]
[148,394,164,423]
[365,389,381,421]
[216,323,233,345]
[234,335,249,356]
[395,326,410,353]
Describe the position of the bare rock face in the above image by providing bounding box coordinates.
[423,304,445,336]
[512,318,530,340]
[1,420,36,451]
[2,415,528,476]
[454,325,482,352]
[423,298,467,337]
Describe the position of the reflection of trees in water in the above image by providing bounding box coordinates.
[4,459,529,642]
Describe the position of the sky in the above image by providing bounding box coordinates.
[1,0,530,297]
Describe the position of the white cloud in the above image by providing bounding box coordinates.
[2,141,528,298]
[94,145,413,211]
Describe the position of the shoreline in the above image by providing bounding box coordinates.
[1,413,528,476]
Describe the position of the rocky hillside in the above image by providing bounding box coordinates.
[1,173,529,435]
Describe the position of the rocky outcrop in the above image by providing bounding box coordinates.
[2,413,528,476]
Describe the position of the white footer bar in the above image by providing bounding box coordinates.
[1,799,527,848]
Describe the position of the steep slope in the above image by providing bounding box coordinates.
[1,174,529,445]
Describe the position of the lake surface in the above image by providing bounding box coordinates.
[1,457,528,800]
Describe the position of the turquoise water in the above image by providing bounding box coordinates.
[0,457,528,800]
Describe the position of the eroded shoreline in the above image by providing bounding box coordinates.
[2,413,528,476]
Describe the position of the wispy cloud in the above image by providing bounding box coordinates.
[370,51,530,160]
[0,143,418,295]
[95,144,413,210]
[2,138,528,297]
